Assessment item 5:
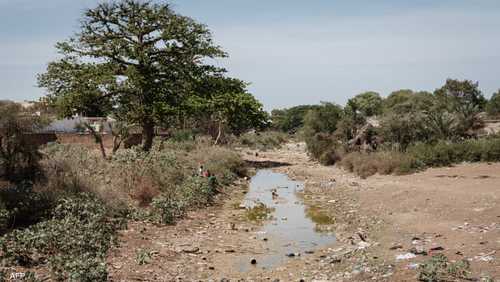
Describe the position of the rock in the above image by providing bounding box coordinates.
[409,246,427,255]
[225,249,235,253]
[181,247,200,254]
[305,250,315,254]
[208,266,215,270]
[357,241,371,249]
[262,237,268,241]
[250,258,257,265]
[389,244,403,250]
[429,246,444,252]
[330,257,342,264]
[287,253,296,257]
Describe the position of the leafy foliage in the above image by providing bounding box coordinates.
[0,102,45,182]
[38,0,228,151]
[486,90,500,118]
[434,79,487,111]
[339,137,500,177]
[236,131,288,151]
[348,91,383,117]
[302,103,344,164]
[271,105,321,133]
[418,254,471,282]
[0,193,123,281]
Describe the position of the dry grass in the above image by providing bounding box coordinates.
[339,151,418,178]
[40,138,246,210]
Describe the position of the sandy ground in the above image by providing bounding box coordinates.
[108,143,499,281]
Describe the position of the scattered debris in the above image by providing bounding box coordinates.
[472,251,496,262]
[396,253,417,260]
[406,263,420,270]
[409,246,427,256]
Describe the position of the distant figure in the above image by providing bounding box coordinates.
[198,164,204,177]
[271,188,278,199]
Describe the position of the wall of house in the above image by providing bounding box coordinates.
[23,133,143,149]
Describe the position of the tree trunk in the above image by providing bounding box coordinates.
[112,135,122,154]
[83,123,107,159]
[142,121,155,152]
[214,121,223,146]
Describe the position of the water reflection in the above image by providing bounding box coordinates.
[238,170,336,271]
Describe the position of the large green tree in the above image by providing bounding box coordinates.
[38,0,226,151]
[183,76,268,141]
[270,105,321,133]
[434,79,487,111]
[348,91,383,117]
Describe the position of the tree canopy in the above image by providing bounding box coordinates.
[270,105,321,133]
[434,79,487,111]
[38,0,264,151]
[347,91,383,117]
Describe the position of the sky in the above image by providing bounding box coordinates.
[1,0,499,111]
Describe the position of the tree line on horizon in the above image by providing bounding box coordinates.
[271,82,500,135]
[269,78,500,170]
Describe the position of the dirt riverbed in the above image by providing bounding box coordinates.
[108,143,499,281]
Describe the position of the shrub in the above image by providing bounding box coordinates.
[236,131,288,151]
[197,146,247,184]
[418,254,471,282]
[340,137,500,178]
[407,137,500,167]
[0,193,123,281]
[178,176,217,207]
[339,151,419,178]
[135,249,152,265]
[42,140,246,220]
[305,133,335,161]
[150,196,186,224]
[0,183,54,233]
[169,129,196,143]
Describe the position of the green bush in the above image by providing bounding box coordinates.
[236,131,288,151]
[0,183,54,233]
[418,254,470,282]
[407,138,500,167]
[150,196,186,224]
[339,137,500,178]
[0,193,123,281]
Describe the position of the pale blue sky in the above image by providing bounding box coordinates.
[1,0,499,110]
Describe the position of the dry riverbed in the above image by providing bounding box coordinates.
[108,143,499,281]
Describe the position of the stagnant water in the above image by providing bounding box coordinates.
[238,170,336,271]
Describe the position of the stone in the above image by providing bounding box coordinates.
[389,244,403,250]
[181,247,200,254]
